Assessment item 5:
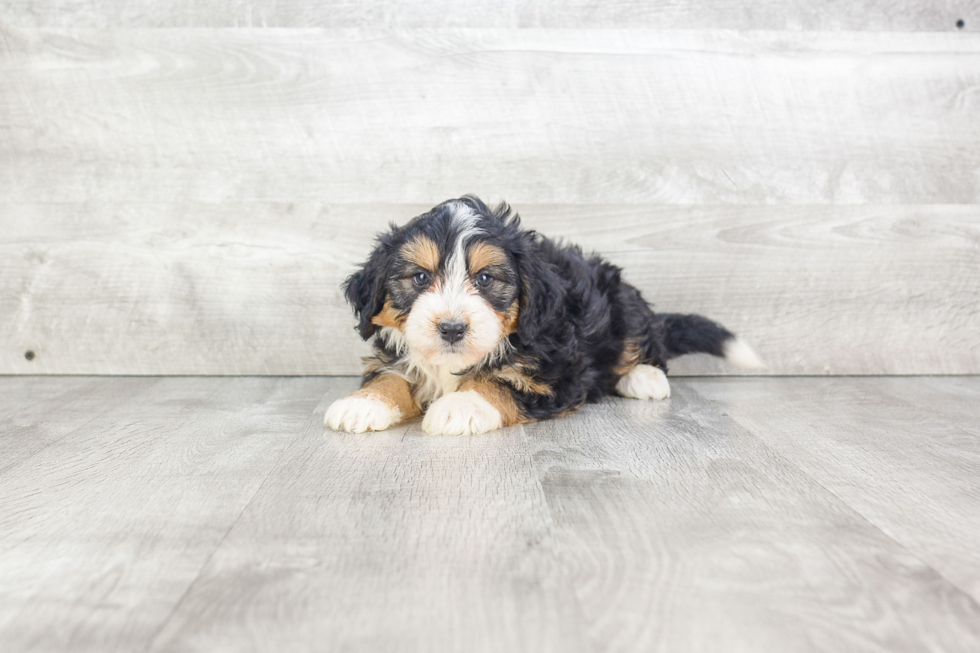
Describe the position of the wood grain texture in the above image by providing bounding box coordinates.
[3,27,979,376]
[2,28,980,205]
[0,376,326,653]
[525,382,980,652]
[0,375,159,473]
[691,376,980,602]
[3,203,978,375]
[148,378,587,653]
[0,1,975,31]
[2,376,980,651]
[871,376,980,426]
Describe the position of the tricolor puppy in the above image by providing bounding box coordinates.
[325,196,762,436]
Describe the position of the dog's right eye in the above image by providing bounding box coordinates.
[412,272,430,287]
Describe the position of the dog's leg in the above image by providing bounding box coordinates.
[325,374,420,433]
[616,364,671,400]
[422,379,524,436]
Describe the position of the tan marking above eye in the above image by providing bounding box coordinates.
[468,242,508,276]
[401,235,440,272]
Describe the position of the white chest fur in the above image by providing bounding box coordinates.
[406,352,463,407]
[378,327,467,406]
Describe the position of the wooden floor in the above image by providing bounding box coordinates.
[1,376,979,652]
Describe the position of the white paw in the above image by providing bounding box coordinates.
[324,396,401,433]
[422,390,502,436]
[616,364,671,400]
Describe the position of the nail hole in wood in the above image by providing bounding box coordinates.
[25,350,35,361]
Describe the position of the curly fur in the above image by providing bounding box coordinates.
[328,195,761,434]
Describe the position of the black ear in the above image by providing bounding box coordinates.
[514,234,566,344]
[343,241,390,340]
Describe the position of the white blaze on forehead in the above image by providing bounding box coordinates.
[442,200,483,306]
[401,200,503,391]
[449,199,481,232]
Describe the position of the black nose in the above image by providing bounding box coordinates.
[437,320,468,344]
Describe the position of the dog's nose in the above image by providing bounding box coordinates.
[437,320,468,344]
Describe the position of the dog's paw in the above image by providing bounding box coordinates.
[325,396,401,433]
[422,390,502,436]
[616,364,671,400]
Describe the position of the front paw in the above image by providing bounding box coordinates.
[422,390,503,436]
[325,396,401,433]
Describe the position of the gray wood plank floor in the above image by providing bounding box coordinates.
[1,376,979,652]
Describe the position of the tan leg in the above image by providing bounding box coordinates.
[325,373,420,433]
[421,378,529,436]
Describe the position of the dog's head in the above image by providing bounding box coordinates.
[344,196,562,370]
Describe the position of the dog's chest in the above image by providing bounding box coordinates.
[408,354,463,407]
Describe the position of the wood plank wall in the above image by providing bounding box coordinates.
[1,3,978,375]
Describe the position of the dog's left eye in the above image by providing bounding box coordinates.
[413,272,430,287]
[475,272,494,288]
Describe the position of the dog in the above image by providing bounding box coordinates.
[325,195,762,435]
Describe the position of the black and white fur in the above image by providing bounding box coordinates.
[325,196,762,435]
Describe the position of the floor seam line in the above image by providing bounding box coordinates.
[145,386,326,650]
[519,422,605,653]
[686,381,980,611]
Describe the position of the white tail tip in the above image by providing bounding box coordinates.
[723,338,765,369]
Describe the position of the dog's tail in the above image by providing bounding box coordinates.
[659,313,764,369]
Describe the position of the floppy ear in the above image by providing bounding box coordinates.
[514,235,566,344]
[343,242,389,340]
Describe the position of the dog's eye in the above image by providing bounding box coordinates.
[475,272,494,288]
[412,271,430,287]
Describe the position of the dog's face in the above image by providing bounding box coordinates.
[345,197,538,370]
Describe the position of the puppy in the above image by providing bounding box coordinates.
[325,196,762,435]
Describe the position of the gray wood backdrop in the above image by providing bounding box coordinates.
[1,2,978,376]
